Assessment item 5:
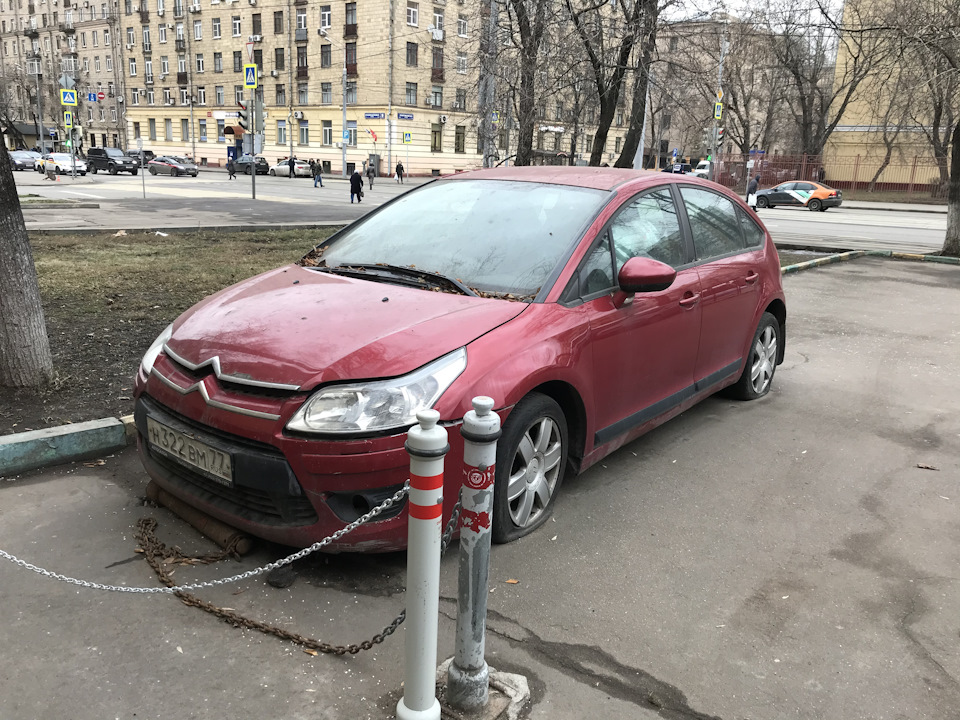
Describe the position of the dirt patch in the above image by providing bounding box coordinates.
[2,230,801,436]
[0,228,336,436]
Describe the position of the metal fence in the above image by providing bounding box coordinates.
[711,153,950,200]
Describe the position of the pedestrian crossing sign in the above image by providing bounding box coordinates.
[64,110,73,128]
[714,102,723,121]
[60,89,78,106]
[243,64,258,89]
[403,132,412,144]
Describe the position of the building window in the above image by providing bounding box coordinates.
[212,17,220,38]
[252,13,261,35]
[458,14,467,36]
[455,125,464,153]
[95,56,101,72]
[298,119,308,145]
[345,41,356,66]
[215,85,224,104]
[615,110,623,126]
[147,89,155,104]
[322,120,332,145]
[457,51,466,74]
[142,26,151,46]
[321,82,332,104]
[253,48,262,68]
[180,118,189,140]
[273,11,283,34]
[193,19,201,40]
[129,57,136,75]
[405,81,417,105]
[196,53,204,72]
[214,118,224,141]
[233,50,241,71]
[180,88,189,104]
[346,81,356,104]
[106,56,113,71]
[275,47,284,70]
[297,45,307,68]
[320,5,331,28]
[276,119,286,144]
[345,2,356,24]
[235,84,244,103]
[133,121,141,138]
[406,42,417,66]
[431,123,442,152]
[669,35,678,51]
[347,120,357,146]
[432,46,443,70]
[433,9,443,31]
[232,15,241,36]
[214,52,222,72]
[455,89,466,110]
[298,82,308,104]
[163,88,172,103]
[149,118,157,139]
[431,84,442,107]
[198,118,207,140]
[275,84,285,105]
[197,86,205,104]
[126,26,135,45]
[131,90,140,106]
[158,26,166,43]
[320,44,330,68]
[164,118,173,140]
[296,8,306,28]
[406,1,418,26]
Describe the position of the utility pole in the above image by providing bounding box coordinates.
[34,64,45,154]
[478,0,498,168]
[341,48,347,177]
[287,0,294,166]
[709,33,728,182]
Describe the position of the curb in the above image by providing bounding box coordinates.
[839,205,947,215]
[0,415,136,479]
[21,203,100,210]
[780,249,960,275]
[27,222,349,236]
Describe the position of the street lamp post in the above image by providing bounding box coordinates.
[320,28,348,178]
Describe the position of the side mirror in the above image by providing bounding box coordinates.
[617,256,677,294]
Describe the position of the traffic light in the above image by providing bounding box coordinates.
[701,127,712,152]
[717,127,725,145]
[237,100,250,132]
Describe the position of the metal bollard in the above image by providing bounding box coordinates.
[447,396,501,711]
[397,409,448,720]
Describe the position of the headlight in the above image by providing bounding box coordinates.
[286,348,467,434]
[139,324,173,376]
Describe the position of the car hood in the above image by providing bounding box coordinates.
[165,264,527,389]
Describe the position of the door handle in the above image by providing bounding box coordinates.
[678,293,701,308]
[745,272,760,284]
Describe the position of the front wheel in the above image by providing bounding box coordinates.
[245,166,252,175]
[91,165,98,174]
[726,312,780,401]
[109,166,118,175]
[808,198,822,212]
[149,167,158,175]
[131,169,138,176]
[269,169,276,176]
[756,196,769,209]
[171,168,178,177]
[492,393,568,544]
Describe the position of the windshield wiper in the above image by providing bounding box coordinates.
[322,263,479,297]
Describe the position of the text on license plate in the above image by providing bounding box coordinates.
[146,417,233,485]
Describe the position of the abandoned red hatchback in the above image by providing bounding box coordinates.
[133,167,786,552]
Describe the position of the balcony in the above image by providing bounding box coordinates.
[62,47,79,56]
[343,22,357,37]
[59,21,76,33]
[177,71,188,85]
[139,8,149,21]
[63,0,71,7]
[345,62,358,77]
[24,26,40,38]
[294,27,307,42]
[175,38,186,51]
[431,67,444,82]
[296,66,308,78]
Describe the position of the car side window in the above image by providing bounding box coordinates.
[778,182,796,192]
[680,186,745,260]
[796,182,815,192]
[608,188,685,271]
[737,207,765,248]
[579,233,616,296]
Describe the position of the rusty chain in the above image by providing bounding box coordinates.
[135,493,463,656]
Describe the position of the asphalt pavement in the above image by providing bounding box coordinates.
[2,257,958,719]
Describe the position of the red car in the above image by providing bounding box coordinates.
[133,167,786,552]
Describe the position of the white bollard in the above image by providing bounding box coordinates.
[447,396,501,711]
[397,409,448,720]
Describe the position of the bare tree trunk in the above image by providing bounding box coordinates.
[867,143,894,192]
[0,143,54,387]
[615,0,657,168]
[944,120,960,257]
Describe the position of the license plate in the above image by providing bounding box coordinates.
[146,417,233,486]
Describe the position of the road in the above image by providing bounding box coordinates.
[15,169,949,253]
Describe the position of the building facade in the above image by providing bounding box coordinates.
[1,0,126,151]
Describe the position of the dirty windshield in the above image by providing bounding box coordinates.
[317,179,608,297]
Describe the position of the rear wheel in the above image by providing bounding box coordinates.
[245,165,252,175]
[91,165,98,174]
[726,312,780,401]
[808,198,822,212]
[492,393,569,544]
[109,165,118,175]
[756,196,769,209]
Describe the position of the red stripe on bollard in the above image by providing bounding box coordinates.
[409,503,443,520]
[410,473,444,491]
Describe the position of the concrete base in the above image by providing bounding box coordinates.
[0,417,129,477]
[437,659,530,720]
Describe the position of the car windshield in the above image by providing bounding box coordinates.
[105,149,125,158]
[317,179,608,297]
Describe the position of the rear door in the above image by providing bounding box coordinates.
[580,186,702,444]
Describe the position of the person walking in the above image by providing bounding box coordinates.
[746,174,760,211]
[350,167,364,203]
[395,160,404,184]
[226,157,236,180]
[314,160,324,188]
[366,162,375,190]
[288,156,296,178]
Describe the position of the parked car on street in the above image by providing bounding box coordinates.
[37,153,87,175]
[128,149,156,166]
[147,156,199,177]
[87,147,139,175]
[692,160,710,178]
[133,167,786,552]
[269,159,312,177]
[9,150,37,171]
[234,155,269,175]
[662,162,693,174]
[755,181,842,211]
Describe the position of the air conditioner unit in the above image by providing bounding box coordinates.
[117,95,124,102]
[167,99,175,104]
[248,0,255,4]
[334,141,341,148]
[188,3,199,10]
[138,88,145,94]
[250,34,261,41]
[125,42,133,49]
[439,114,447,123]
[269,69,278,77]
[166,22,173,27]
[293,110,303,118]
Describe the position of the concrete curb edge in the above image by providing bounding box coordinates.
[781,249,960,275]
[27,222,349,236]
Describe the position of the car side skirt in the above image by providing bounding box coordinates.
[593,359,742,447]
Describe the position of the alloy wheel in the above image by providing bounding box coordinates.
[750,325,778,395]
[506,417,563,529]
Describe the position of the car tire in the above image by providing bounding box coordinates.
[492,393,569,544]
[149,166,157,175]
[91,165,98,174]
[725,312,780,401]
[245,166,252,175]
[131,169,138,176]
[269,169,275,176]
[808,198,822,212]
[172,168,178,177]
[109,166,118,175]
[756,196,769,209]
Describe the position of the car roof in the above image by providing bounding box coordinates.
[443,165,679,192]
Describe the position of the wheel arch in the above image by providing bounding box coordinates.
[764,298,787,364]
[522,380,587,475]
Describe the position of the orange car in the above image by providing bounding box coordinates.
[755,181,842,211]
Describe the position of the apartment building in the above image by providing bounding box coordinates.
[119,0,485,174]
[0,0,126,151]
